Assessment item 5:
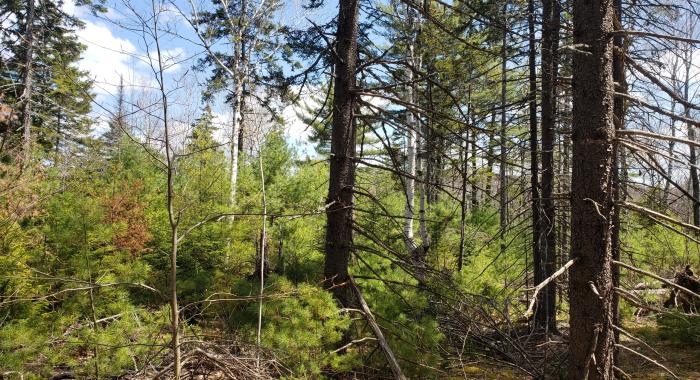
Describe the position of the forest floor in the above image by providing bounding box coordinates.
[445,318,700,379]
[618,319,700,380]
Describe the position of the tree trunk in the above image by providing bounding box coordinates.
[537,0,560,331]
[458,87,472,272]
[324,0,360,307]
[229,99,241,213]
[417,0,432,257]
[404,38,418,252]
[470,129,478,208]
[527,0,541,321]
[228,0,247,219]
[486,113,496,206]
[152,12,181,377]
[256,152,267,362]
[499,2,508,255]
[684,46,699,231]
[21,0,36,159]
[568,0,617,376]
[611,0,626,365]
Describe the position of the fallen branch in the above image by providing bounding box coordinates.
[332,337,377,353]
[612,325,666,361]
[613,365,631,380]
[525,258,577,317]
[619,201,700,235]
[615,344,679,379]
[615,287,668,314]
[63,313,124,336]
[350,276,407,380]
[613,260,700,300]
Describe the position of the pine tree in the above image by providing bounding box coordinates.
[0,0,95,157]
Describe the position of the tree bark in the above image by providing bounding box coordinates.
[568,0,617,376]
[458,87,472,272]
[228,0,248,220]
[683,43,699,231]
[486,113,496,206]
[527,0,541,324]
[537,0,560,331]
[21,0,36,159]
[403,18,418,252]
[256,151,267,363]
[611,0,626,366]
[499,1,509,255]
[324,0,360,307]
[470,130,478,208]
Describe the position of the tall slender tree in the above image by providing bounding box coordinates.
[324,0,360,307]
[527,0,541,318]
[537,0,561,331]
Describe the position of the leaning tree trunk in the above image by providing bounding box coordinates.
[568,0,617,376]
[324,0,360,307]
[537,0,560,331]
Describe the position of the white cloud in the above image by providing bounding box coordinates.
[282,90,320,157]
[76,21,144,95]
[212,111,233,146]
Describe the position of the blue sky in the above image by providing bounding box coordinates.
[65,0,339,156]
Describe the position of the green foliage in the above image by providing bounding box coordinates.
[657,313,700,344]
[258,278,356,378]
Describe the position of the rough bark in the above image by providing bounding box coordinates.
[324,0,360,307]
[568,0,617,376]
[611,0,626,365]
[527,0,541,322]
[537,0,560,331]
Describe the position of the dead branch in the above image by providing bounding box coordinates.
[618,129,700,150]
[350,276,407,380]
[524,258,577,316]
[615,344,679,380]
[582,325,601,380]
[613,260,700,300]
[332,337,378,353]
[612,325,666,361]
[619,201,700,235]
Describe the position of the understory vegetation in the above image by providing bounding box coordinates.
[2,0,700,379]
